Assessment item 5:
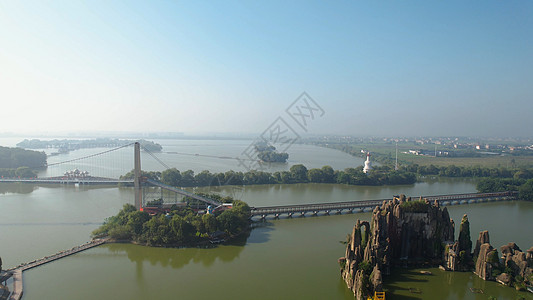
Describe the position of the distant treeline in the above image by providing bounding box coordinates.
[120,164,417,187]
[0,146,46,178]
[477,177,533,201]
[401,164,533,179]
[0,167,38,178]
[92,199,251,247]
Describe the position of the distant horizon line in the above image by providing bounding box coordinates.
[0,131,532,141]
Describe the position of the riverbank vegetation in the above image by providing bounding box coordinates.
[0,146,46,178]
[120,164,416,187]
[477,178,533,201]
[92,198,251,247]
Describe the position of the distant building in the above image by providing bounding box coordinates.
[363,153,372,174]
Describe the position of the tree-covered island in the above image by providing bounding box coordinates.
[0,146,46,178]
[254,141,289,163]
[92,196,251,247]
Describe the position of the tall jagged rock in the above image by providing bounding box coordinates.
[458,215,472,260]
[473,230,490,259]
[444,215,473,271]
[339,196,454,299]
[473,231,499,281]
[475,243,498,280]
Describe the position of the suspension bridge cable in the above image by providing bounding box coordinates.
[164,151,260,162]
[141,145,171,170]
[44,143,135,168]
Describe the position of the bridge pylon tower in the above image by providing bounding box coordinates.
[134,142,142,210]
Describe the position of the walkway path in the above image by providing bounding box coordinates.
[6,239,108,300]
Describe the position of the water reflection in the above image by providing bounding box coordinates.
[0,183,128,195]
[0,183,37,194]
[102,233,250,271]
[247,221,275,244]
[384,267,532,300]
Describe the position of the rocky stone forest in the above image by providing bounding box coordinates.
[338,195,533,299]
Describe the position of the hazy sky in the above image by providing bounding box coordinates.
[1,1,532,137]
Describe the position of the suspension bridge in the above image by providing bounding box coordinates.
[0,142,223,210]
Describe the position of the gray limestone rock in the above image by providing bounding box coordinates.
[474,242,498,281]
[496,273,512,286]
[340,196,455,299]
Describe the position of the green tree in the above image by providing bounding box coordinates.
[195,170,215,186]
[142,215,173,245]
[280,171,292,183]
[180,170,196,187]
[290,164,308,183]
[126,210,150,235]
[202,214,218,233]
[170,215,195,242]
[307,168,324,183]
[160,168,182,187]
[514,169,533,180]
[321,166,335,183]
[518,179,533,201]
[217,210,240,234]
[108,225,133,240]
[15,166,37,178]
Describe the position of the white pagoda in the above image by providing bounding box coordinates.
[363,152,372,174]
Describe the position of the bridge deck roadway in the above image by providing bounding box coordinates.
[6,239,108,300]
[250,191,517,217]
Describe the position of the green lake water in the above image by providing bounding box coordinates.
[0,139,532,299]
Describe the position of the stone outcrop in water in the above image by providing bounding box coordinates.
[472,234,533,290]
[443,214,473,271]
[339,195,454,299]
[474,231,499,280]
[500,243,533,282]
[339,195,533,298]
[473,230,490,259]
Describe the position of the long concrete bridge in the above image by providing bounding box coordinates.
[249,191,518,219]
[3,239,108,300]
